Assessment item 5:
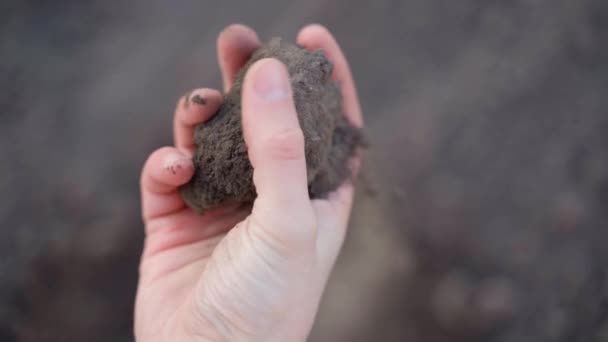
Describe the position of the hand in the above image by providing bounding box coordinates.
[135,24,363,342]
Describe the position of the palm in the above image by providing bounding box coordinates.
[136,188,351,338]
[136,204,248,337]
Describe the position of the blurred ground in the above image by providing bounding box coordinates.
[1,0,608,341]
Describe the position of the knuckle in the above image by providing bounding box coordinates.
[264,128,305,161]
[144,147,169,171]
[140,151,158,183]
[140,147,173,184]
[150,146,173,162]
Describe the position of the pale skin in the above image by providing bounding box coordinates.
[135,24,364,342]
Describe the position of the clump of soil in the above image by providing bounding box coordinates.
[180,38,364,211]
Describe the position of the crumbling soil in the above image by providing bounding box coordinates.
[180,38,363,211]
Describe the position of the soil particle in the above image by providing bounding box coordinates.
[191,94,207,105]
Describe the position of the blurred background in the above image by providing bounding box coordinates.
[2,0,608,341]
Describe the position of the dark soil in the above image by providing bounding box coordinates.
[180,38,363,211]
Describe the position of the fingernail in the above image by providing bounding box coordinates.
[252,59,290,102]
[164,154,193,175]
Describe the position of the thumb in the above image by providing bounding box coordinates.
[241,58,316,251]
[187,60,319,340]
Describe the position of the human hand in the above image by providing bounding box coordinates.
[135,24,363,342]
